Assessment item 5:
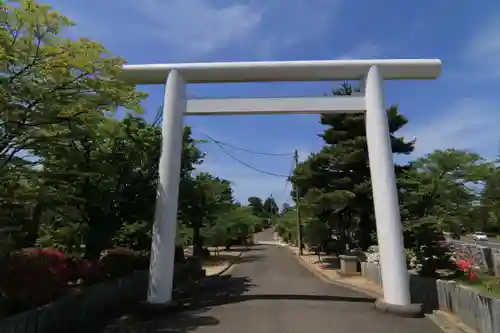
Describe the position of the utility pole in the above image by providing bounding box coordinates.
[293,150,303,256]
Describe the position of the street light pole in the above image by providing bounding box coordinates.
[294,150,303,256]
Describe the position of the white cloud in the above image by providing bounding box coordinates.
[463,18,500,77]
[46,0,344,59]
[131,0,343,58]
[400,98,500,159]
[135,0,262,55]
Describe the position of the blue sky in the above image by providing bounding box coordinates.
[45,0,500,206]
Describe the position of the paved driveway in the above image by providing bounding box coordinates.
[114,231,443,332]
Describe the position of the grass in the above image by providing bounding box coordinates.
[456,275,500,298]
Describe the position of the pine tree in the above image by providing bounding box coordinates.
[292,83,414,251]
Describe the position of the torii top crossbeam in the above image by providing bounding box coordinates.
[121,59,442,84]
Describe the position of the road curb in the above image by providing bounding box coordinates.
[427,311,477,333]
[291,248,475,333]
[295,253,383,299]
[271,239,383,299]
[212,248,246,277]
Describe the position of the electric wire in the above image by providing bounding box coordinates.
[210,139,291,178]
[201,133,294,157]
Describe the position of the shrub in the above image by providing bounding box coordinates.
[74,258,107,286]
[0,248,71,311]
[366,251,380,265]
[99,247,148,279]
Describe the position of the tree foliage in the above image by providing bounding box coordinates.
[0,0,260,266]
[398,149,493,276]
[283,83,500,277]
[1,0,145,171]
[291,83,414,252]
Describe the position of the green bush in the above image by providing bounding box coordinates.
[99,248,148,279]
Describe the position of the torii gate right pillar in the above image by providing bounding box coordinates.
[364,65,422,317]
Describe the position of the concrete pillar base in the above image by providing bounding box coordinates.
[137,300,183,318]
[339,255,360,276]
[374,299,424,318]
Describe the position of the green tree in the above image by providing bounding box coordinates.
[401,149,490,231]
[479,168,500,233]
[399,149,491,276]
[180,173,234,257]
[275,209,297,244]
[291,83,414,251]
[248,196,264,217]
[0,0,145,252]
[36,115,204,258]
[302,217,331,261]
[263,195,279,226]
[0,0,145,170]
[476,152,500,233]
[205,205,260,250]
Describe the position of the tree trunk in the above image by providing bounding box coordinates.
[357,213,374,251]
[84,221,117,260]
[22,201,44,247]
[174,245,185,262]
[192,221,204,257]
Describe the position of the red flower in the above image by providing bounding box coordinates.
[456,259,472,270]
[0,247,71,308]
[455,258,477,281]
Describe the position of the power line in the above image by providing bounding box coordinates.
[210,139,291,178]
[278,157,296,206]
[200,133,294,157]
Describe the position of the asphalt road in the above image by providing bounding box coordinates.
[449,237,500,250]
[130,230,442,333]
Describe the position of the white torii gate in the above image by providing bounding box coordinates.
[121,59,442,315]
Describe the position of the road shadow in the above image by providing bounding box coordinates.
[203,254,239,267]
[102,275,254,333]
[102,272,377,332]
[204,248,265,268]
[234,254,265,264]
[102,312,220,333]
[181,275,375,311]
[187,293,376,309]
[233,245,266,252]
